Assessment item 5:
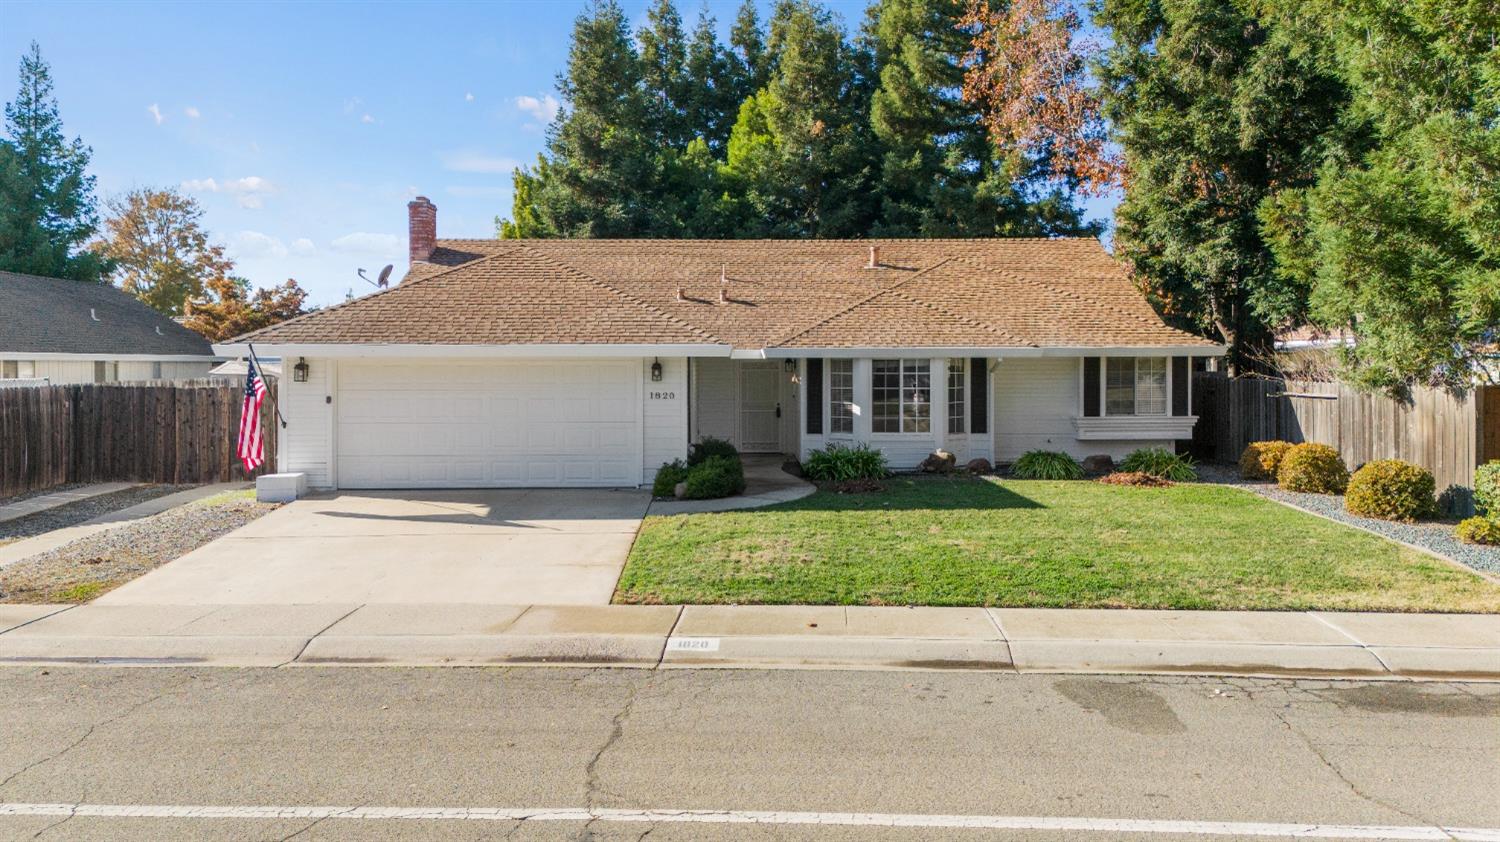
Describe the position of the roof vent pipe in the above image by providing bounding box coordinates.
[90,308,99,321]
[719,285,729,304]
[676,286,685,302]
[155,325,164,335]
[867,245,880,269]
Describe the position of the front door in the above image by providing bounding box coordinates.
[738,362,782,453]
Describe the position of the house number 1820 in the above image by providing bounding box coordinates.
[650,391,677,400]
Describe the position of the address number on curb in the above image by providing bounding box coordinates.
[667,637,720,652]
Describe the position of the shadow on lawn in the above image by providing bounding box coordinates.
[771,475,1043,513]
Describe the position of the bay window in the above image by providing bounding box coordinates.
[873,359,930,433]
[1105,357,1167,416]
[829,358,854,434]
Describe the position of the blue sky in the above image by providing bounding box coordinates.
[3,0,1115,308]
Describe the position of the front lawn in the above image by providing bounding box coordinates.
[616,476,1500,611]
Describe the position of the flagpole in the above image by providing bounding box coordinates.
[246,342,288,429]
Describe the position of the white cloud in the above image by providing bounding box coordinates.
[514,94,560,123]
[230,230,287,259]
[181,177,218,193]
[465,92,475,102]
[179,175,276,209]
[184,106,200,119]
[361,113,375,124]
[439,149,521,174]
[291,238,316,256]
[330,232,402,255]
[147,103,164,125]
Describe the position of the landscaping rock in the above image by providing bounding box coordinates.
[1081,454,1115,475]
[673,481,688,499]
[919,450,956,473]
[965,458,993,475]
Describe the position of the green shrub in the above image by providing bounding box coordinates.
[651,460,690,498]
[1344,459,1436,522]
[803,443,889,482]
[682,455,746,499]
[1276,443,1349,493]
[1456,516,1500,545]
[1476,461,1500,517]
[1118,447,1198,481]
[1239,440,1293,480]
[1010,450,1084,480]
[688,437,739,467]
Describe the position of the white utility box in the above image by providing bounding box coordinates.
[256,472,307,503]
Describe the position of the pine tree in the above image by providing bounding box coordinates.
[638,0,692,150]
[684,7,739,155]
[0,42,105,281]
[728,0,770,100]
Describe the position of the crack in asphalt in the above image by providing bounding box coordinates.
[577,669,657,841]
[1269,708,1442,834]
[0,674,195,791]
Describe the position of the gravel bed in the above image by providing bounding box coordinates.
[0,484,192,543]
[1198,464,1500,575]
[0,495,277,603]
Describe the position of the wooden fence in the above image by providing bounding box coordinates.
[1191,373,1499,514]
[0,379,278,498]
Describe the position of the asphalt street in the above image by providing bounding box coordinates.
[0,666,1496,840]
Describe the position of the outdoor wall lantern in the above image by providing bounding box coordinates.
[650,358,663,382]
[293,357,310,382]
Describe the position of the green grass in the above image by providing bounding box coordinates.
[616,476,1500,612]
[190,488,258,507]
[50,581,106,603]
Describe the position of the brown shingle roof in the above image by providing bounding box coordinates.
[234,238,1217,351]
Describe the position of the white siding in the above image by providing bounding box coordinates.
[279,357,334,488]
[992,357,1170,463]
[29,359,95,384]
[4,358,211,384]
[643,357,688,474]
[691,357,735,443]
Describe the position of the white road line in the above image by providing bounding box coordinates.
[0,803,1496,839]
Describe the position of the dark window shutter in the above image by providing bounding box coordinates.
[969,357,988,434]
[1172,356,1190,416]
[805,358,823,434]
[1082,357,1101,417]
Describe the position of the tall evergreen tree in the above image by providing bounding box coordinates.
[523,0,660,237]
[723,0,879,236]
[0,42,105,281]
[684,8,740,154]
[728,0,770,107]
[867,0,1092,236]
[638,0,692,150]
[1094,0,1348,371]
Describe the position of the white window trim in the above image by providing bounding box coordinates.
[1101,356,1171,417]
[946,358,966,435]
[872,358,933,435]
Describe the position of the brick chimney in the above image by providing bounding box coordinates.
[408,196,437,264]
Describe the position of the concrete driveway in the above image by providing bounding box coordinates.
[96,488,650,606]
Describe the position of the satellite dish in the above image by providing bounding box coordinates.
[377,264,393,288]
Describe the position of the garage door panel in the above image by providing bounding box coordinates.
[337,360,642,488]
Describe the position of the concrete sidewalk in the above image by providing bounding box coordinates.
[1,603,1496,680]
[0,483,136,523]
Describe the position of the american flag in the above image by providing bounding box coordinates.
[237,357,268,473]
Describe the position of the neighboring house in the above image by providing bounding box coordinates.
[0,270,217,384]
[215,197,1223,490]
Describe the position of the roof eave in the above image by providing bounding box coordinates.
[211,342,735,359]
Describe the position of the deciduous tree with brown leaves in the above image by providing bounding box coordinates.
[959,0,1119,195]
[90,187,232,316]
[182,275,308,342]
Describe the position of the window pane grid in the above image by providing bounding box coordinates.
[872,359,901,433]
[947,359,965,434]
[873,359,932,434]
[1103,357,1168,417]
[829,359,854,434]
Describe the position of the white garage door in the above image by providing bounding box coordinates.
[335,360,642,488]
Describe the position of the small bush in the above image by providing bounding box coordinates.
[1476,461,1500,517]
[1097,471,1173,487]
[803,442,888,482]
[1239,440,1293,480]
[651,460,690,498]
[1344,459,1436,522]
[688,437,739,467]
[1456,516,1500,545]
[681,455,746,499]
[1277,443,1349,494]
[1118,447,1198,481]
[1010,450,1084,480]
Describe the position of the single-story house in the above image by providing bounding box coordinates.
[0,270,217,384]
[214,197,1223,490]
